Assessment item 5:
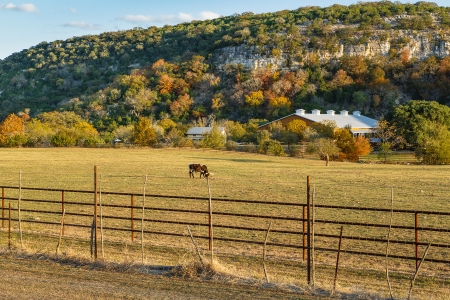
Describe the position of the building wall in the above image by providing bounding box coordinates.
[258,115,314,130]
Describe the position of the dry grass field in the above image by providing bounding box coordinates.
[0,147,449,299]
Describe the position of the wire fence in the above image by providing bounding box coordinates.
[1,180,450,277]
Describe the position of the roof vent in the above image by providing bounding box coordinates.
[340,110,348,116]
[353,111,361,116]
[326,110,335,115]
[295,109,305,115]
[312,109,321,115]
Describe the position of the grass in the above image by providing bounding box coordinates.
[0,147,449,299]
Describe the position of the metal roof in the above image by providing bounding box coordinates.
[186,127,226,135]
[260,109,378,130]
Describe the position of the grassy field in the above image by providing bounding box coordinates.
[0,147,449,299]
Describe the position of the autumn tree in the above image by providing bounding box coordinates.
[170,94,193,118]
[0,113,25,147]
[286,119,307,139]
[132,117,157,147]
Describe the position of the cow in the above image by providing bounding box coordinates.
[189,163,209,178]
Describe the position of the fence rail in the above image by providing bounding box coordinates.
[1,183,450,272]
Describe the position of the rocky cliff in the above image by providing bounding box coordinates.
[213,30,450,71]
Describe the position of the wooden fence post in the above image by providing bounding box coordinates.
[93,166,98,260]
[306,176,311,286]
[332,226,344,295]
[415,213,419,269]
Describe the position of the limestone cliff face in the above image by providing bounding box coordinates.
[212,31,450,71]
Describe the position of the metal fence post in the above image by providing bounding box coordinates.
[303,205,306,261]
[61,191,65,235]
[2,187,4,229]
[307,176,311,285]
[131,195,135,242]
[94,166,98,260]
[415,212,419,269]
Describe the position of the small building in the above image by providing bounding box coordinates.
[186,126,226,141]
[258,109,378,136]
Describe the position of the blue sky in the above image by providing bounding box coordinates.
[0,0,448,59]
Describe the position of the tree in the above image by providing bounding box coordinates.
[394,100,450,145]
[311,120,337,138]
[286,119,307,139]
[353,135,373,160]
[125,88,157,118]
[170,94,193,118]
[245,90,264,106]
[199,126,226,149]
[25,119,55,147]
[0,113,25,147]
[334,128,356,160]
[307,138,340,166]
[372,119,397,163]
[132,117,157,147]
[415,121,450,164]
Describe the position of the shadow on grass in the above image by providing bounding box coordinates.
[187,157,271,163]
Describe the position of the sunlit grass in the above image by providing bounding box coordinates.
[0,147,449,299]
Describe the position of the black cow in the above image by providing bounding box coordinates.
[189,163,209,178]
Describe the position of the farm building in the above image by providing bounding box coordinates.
[258,109,378,136]
[186,125,227,141]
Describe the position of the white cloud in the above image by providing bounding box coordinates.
[199,11,220,20]
[118,11,220,24]
[70,7,77,13]
[0,3,38,12]
[63,21,103,30]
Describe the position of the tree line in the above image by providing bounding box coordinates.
[0,99,449,165]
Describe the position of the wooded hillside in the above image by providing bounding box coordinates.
[0,1,449,126]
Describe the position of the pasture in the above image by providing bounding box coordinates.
[0,147,449,299]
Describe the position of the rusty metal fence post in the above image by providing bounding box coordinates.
[307,176,311,285]
[61,191,65,236]
[2,187,4,229]
[131,195,135,242]
[415,212,419,269]
[93,166,98,260]
[303,205,306,261]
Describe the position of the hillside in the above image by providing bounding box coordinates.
[0,1,449,127]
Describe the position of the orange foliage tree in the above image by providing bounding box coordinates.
[0,113,25,147]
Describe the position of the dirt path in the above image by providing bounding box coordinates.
[0,256,320,300]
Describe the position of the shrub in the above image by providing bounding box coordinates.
[225,140,238,151]
[260,140,285,156]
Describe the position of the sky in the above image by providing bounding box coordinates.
[0,0,449,60]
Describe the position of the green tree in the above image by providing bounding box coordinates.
[415,121,450,164]
[394,100,450,145]
[199,126,226,149]
[310,120,337,138]
[307,137,340,166]
[132,117,157,147]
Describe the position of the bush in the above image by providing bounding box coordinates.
[260,140,285,156]
[225,140,238,151]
